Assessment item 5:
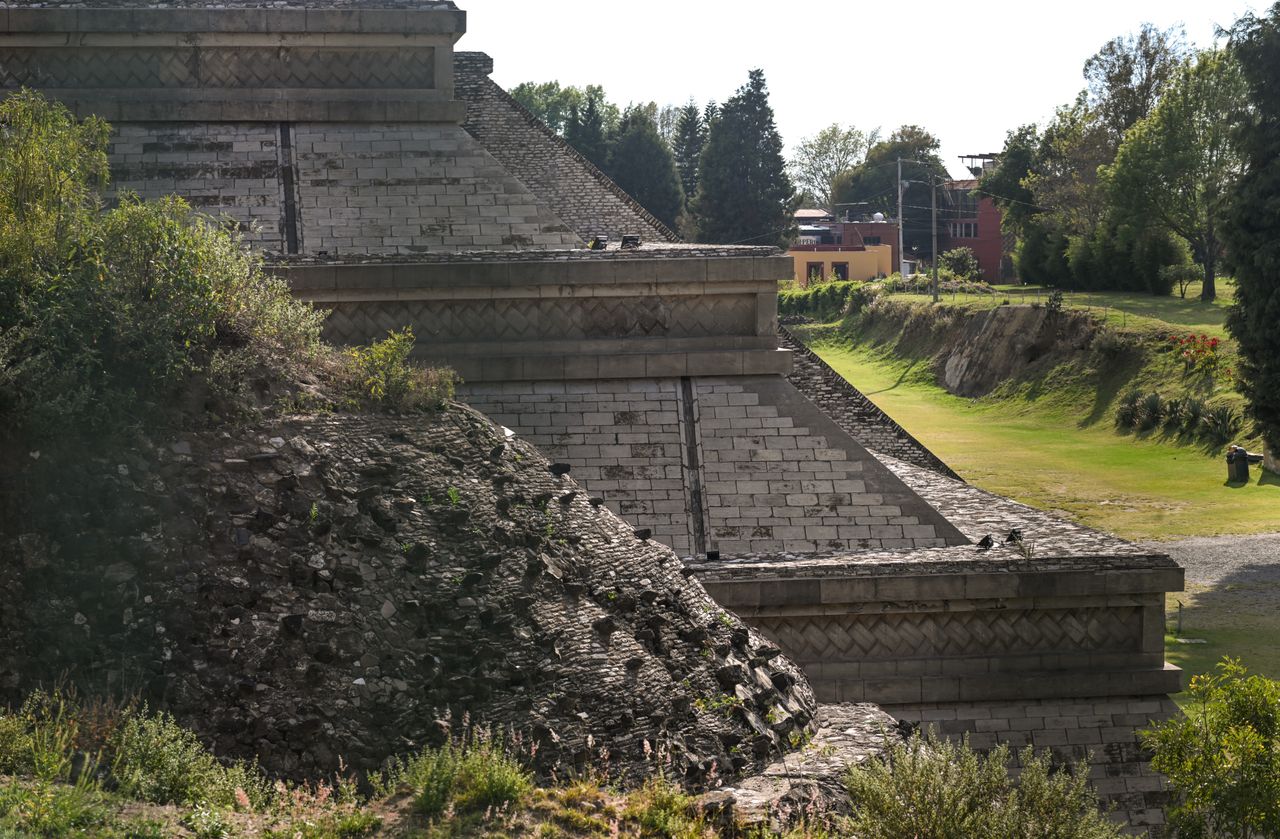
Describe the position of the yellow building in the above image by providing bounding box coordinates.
[788,245,894,286]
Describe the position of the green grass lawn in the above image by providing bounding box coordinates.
[1165,583,1280,707]
[798,334,1278,541]
[900,279,1235,338]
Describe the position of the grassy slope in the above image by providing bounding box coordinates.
[798,333,1276,542]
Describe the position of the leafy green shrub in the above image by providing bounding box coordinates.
[0,90,330,442]
[371,731,531,818]
[937,246,981,281]
[778,280,863,319]
[1144,659,1280,838]
[1163,398,1186,430]
[0,714,33,776]
[844,731,1120,839]
[1201,404,1242,446]
[108,710,264,808]
[338,327,455,411]
[181,804,232,839]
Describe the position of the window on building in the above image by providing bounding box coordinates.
[806,262,824,283]
[833,262,849,281]
[864,236,881,246]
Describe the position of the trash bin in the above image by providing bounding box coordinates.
[1227,446,1251,482]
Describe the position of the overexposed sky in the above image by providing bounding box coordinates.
[462,0,1256,179]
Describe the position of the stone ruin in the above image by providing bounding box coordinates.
[1,0,1183,830]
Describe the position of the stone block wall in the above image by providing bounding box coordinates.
[109,123,286,250]
[695,378,956,553]
[290,123,579,254]
[458,375,966,558]
[460,379,696,554]
[778,327,957,478]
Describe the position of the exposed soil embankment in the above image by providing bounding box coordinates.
[856,300,1100,398]
[0,405,815,784]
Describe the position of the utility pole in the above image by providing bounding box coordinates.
[896,157,905,277]
[931,176,939,302]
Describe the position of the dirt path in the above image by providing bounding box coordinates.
[1142,533,1280,586]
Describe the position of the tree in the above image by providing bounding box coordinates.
[1107,49,1248,301]
[1085,23,1189,150]
[831,125,946,259]
[1225,2,1280,455]
[1144,659,1280,838]
[692,70,794,248]
[564,87,612,169]
[789,123,877,210]
[978,125,1040,237]
[1025,97,1113,242]
[938,247,980,281]
[508,81,581,134]
[671,101,705,203]
[607,108,684,230]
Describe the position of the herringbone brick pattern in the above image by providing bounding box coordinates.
[754,607,1142,661]
[321,295,755,346]
[1,47,434,90]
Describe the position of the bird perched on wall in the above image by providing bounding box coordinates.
[558,491,577,505]
[549,463,571,477]
[633,528,652,541]
[588,496,605,508]
[1005,529,1023,544]
[976,534,994,551]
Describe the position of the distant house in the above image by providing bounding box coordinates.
[788,211,899,286]
[938,154,1013,281]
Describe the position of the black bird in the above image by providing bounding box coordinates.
[633,528,652,541]
[549,463,572,477]
[559,491,577,505]
[1005,528,1023,543]
[488,443,506,461]
[588,496,606,508]
[976,534,994,551]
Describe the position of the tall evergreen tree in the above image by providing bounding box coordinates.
[608,109,684,231]
[671,101,705,202]
[1225,3,1280,452]
[564,88,611,169]
[692,70,793,248]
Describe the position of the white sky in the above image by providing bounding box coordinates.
[462,0,1258,179]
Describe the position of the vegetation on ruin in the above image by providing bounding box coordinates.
[0,90,452,449]
[0,686,1132,839]
[845,731,1123,839]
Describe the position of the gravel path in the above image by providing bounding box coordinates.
[1141,533,1280,587]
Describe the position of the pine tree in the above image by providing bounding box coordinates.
[608,109,684,231]
[1225,4,1280,452]
[564,89,610,170]
[671,101,705,201]
[692,70,793,248]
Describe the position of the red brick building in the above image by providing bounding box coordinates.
[937,154,1012,282]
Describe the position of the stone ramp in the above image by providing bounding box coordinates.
[778,326,959,479]
[459,375,967,558]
